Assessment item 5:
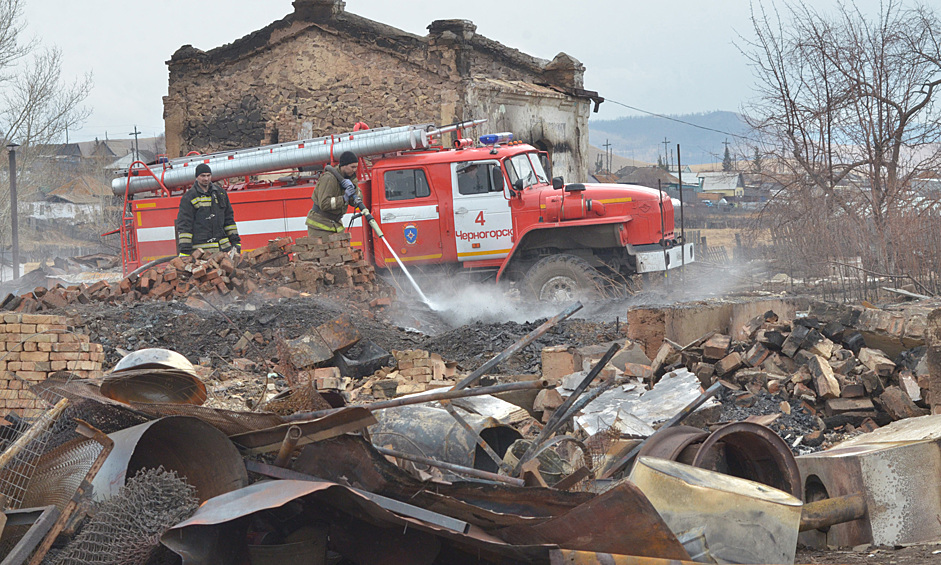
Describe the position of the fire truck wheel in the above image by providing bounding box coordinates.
[521,254,603,302]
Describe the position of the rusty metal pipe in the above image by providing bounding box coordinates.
[286,379,549,421]
[452,302,583,390]
[272,425,302,468]
[374,446,525,487]
[800,493,868,532]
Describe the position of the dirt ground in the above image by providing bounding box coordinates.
[699,227,772,248]
[68,294,619,376]
[796,543,941,564]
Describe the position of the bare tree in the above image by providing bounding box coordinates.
[741,0,941,275]
[0,0,92,273]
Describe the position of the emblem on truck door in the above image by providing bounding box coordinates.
[404,224,418,245]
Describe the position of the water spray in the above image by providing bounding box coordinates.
[354,201,434,307]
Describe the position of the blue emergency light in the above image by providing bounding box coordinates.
[479,132,514,145]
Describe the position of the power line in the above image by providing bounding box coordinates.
[604,98,760,144]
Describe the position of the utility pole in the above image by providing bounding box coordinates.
[129,125,141,162]
[662,137,671,170]
[7,143,19,280]
[602,139,612,172]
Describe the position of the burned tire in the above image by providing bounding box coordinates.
[521,254,604,302]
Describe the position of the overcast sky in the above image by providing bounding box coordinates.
[25,0,884,143]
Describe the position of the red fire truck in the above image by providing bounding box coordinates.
[112,121,693,299]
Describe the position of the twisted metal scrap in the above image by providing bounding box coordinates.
[50,467,198,565]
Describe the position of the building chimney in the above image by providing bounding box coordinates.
[293,0,345,21]
[427,19,477,41]
[544,53,585,90]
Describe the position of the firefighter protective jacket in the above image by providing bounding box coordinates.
[306,166,361,233]
[176,181,241,255]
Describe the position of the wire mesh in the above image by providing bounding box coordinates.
[47,467,199,565]
[0,390,65,510]
[21,435,106,511]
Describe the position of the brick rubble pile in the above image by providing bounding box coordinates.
[0,233,387,312]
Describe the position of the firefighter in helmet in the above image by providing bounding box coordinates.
[306,151,362,235]
[175,163,241,256]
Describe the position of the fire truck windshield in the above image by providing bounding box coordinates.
[505,152,549,189]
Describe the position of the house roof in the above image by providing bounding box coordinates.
[590,172,620,183]
[697,171,744,192]
[47,175,112,203]
[105,150,159,171]
[36,137,166,160]
[618,167,678,188]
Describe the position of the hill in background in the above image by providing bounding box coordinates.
[589,111,752,166]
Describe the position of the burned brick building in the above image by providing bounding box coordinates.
[163,0,602,182]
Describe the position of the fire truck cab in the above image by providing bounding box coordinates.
[115,123,693,300]
[351,140,693,299]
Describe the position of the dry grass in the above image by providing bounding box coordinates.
[698,227,772,248]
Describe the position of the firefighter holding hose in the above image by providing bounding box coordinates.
[175,164,241,256]
[306,151,362,236]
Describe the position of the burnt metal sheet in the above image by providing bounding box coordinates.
[796,415,941,547]
[293,434,593,529]
[228,406,376,454]
[161,479,555,565]
[99,368,208,406]
[370,404,522,474]
[629,457,802,565]
[246,460,470,533]
[497,480,690,560]
[692,421,803,499]
[91,416,248,503]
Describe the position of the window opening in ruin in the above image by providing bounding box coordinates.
[384,169,431,201]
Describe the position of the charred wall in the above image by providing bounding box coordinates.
[164,0,593,180]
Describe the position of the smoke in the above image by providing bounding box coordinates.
[380,257,768,333]
[385,273,568,331]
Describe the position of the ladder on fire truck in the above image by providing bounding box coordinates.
[108,119,486,274]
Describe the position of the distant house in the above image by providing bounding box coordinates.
[913,170,941,196]
[697,172,745,197]
[617,166,678,189]
[668,165,693,173]
[105,150,159,174]
[25,175,112,226]
[589,171,620,183]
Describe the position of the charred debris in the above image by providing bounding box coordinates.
[0,290,940,564]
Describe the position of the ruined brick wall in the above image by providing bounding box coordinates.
[164,2,592,181]
[467,80,591,183]
[165,13,465,156]
[0,313,104,417]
